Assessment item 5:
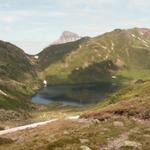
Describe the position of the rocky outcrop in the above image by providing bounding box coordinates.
[52,31,81,45]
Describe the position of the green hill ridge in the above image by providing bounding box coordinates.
[0,40,38,116]
[38,28,150,84]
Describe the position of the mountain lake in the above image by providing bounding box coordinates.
[32,82,117,107]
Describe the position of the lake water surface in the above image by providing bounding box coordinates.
[32,83,115,107]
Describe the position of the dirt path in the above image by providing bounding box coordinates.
[0,115,79,136]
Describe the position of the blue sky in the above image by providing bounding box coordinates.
[0,0,149,54]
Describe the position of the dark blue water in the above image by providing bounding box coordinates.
[32,83,115,107]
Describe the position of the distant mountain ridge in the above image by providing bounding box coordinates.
[38,27,150,84]
[51,31,81,45]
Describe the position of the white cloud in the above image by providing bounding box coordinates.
[119,18,150,28]
[0,16,17,23]
[3,26,13,32]
[128,0,150,12]
[0,0,149,54]
[0,9,68,24]
[46,12,67,17]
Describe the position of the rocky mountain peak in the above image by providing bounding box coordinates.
[52,31,81,45]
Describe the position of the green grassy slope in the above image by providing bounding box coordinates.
[81,80,150,120]
[38,37,89,70]
[0,40,38,111]
[1,81,150,150]
[38,28,150,84]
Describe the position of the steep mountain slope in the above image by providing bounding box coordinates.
[37,37,90,79]
[38,37,89,68]
[52,31,81,45]
[38,28,150,84]
[0,40,38,113]
[0,40,36,82]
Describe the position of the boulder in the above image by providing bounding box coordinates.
[134,79,144,84]
[113,121,124,127]
[80,145,92,150]
[79,139,89,144]
[121,140,142,148]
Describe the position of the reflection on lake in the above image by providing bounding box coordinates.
[32,83,116,107]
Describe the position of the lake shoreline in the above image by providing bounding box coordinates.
[32,81,118,106]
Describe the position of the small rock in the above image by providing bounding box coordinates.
[100,132,105,135]
[102,128,110,132]
[79,139,89,144]
[121,140,142,148]
[80,145,92,150]
[63,131,69,135]
[112,76,117,79]
[34,55,39,59]
[134,79,144,84]
[113,121,124,127]
[143,134,150,138]
[90,119,100,124]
